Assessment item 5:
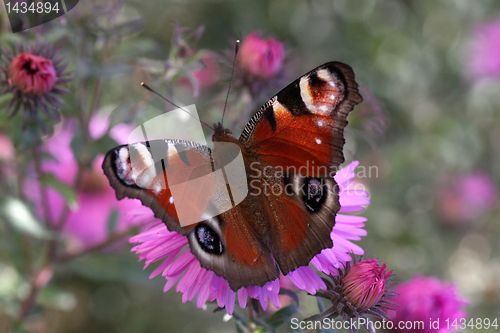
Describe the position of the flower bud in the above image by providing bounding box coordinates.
[9,53,57,95]
[341,259,392,310]
[238,32,284,79]
[1,44,70,135]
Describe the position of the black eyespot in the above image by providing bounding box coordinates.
[302,178,327,213]
[195,223,224,255]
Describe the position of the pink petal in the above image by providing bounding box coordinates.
[238,288,248,309]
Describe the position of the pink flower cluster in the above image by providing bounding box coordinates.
[386,276,468,333]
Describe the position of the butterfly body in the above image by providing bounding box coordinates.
[103,62,362,291]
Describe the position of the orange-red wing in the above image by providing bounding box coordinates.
[102,139,215,236]
[240,62,362,177]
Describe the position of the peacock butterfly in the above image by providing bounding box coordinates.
[102,62,363,291]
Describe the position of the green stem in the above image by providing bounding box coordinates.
[83,77,103,141]
[31,145,52,227]
[55,227,137,264]
[16,266,51,322]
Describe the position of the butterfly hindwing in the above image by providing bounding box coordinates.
[188,210,279,291]
[266,175,340,275]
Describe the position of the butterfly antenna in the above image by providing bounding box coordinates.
[141,82,214,130]
[221,39,240,127]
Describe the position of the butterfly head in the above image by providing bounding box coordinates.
[212,122,235,143]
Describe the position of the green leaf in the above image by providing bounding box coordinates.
[235,320,250,333]
[88,135,118,165]
[107,210,119,235]
[252,318,274,333]
[136,58,165,74]
[231,311,249,326]
[12,119,45,152]
[70,126,85,166]
[40,174,78,210]
[38,284,77,312]
[317,295,326,313]
[58,253,152,284]
[12,326,32,333]
[43,26,69,44]
[0,92,13,107]
[183,50,205,66]
[1,198,51,239]
[265,305,298,328]
[40,152,58,162]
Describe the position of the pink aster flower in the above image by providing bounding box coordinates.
[385,276,468,333]
[342,259,392,311]
[467,16,500,80]
[436,172,497,224]
[238,32,284,80]
[129,161,369,314]
[24,117,141,249]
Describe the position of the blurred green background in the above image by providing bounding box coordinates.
[1,0,500,332]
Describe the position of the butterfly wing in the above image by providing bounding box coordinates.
[103,62,362,291]
[102,139,214,236]
[187,207,279,290]
[239,62,363,275]
[102,139,279,290]
[240,62,362,174]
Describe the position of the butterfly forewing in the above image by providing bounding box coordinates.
[102,139,218,235]
[240,62,362,176]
